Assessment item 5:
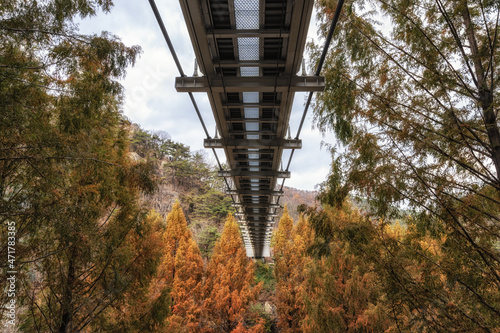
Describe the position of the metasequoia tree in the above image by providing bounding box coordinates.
[164,236,204,332]
[0,1,164,331]
[301,203,393,333]
[272,206,295,331]
[157,201,204,332]
[273,205,294,257]
[312,0,500,328]
[202,214,262,332]
[272,208,314,332]
[88,211,171,332]
[160,201,192,285]
[303,199,499,331]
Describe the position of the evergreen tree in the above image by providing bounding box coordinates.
[301,203,392,332]
[273,205,294,257]
[0,1,165,331]
[89,211,171,332]
[273,206,297,332]
[160,201,191,286]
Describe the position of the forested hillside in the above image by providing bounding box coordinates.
[126,124,317,259]
[127,124,234,259]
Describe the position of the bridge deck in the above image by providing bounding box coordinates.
[176,0,321,257]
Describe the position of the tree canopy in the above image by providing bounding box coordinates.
[310,0,500,329]
[0,1,157,331]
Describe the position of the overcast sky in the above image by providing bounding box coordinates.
[78,0,335,191]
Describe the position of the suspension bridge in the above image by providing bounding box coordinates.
[148,0,344,258]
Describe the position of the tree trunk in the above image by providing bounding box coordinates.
[462,4,500,186]
[59,249,76,333]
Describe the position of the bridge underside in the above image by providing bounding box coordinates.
[177,0,322,257]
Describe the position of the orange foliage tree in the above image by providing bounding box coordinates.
[93,210,171,332]
[167,236,204,332]
[273,206,313,332]
[202,214,262,332]
[301,203,394,333]
[158,201,204,332]
[160,201,191,285]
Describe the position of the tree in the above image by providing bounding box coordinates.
[301,198,500,331]
[312,0,500,328]
[0,1,163,331]
[88,210,172,332]
[202,214,262,332]
[167,236,204,332]
[197,224,222,259]
[159,201,191,286]
[273,205,294,257]
[301,203,392,333]
[272,208,314,332]
[272,205,298,331]
[157,201,205,332]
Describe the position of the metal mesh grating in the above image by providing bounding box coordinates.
[245,122,259,131]
[234,0,259,29]
[243,92,259,103]
[237,37,259,60]
[240,66,259,76]
[244,108,259,118]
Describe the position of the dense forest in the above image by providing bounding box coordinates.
[1,0,500,332]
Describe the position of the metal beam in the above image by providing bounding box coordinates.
[206,28,290,38]
[233,157,274,162]
[219,170,290,178]
[230,149,275,154]
[205,138,301,149]
[175,76,325,93]
[233,203,282,208]
[216,60,286,67]
[222,102,280,108]
[245,227,274,230]
[245,214,278,218]
[226,190,283,196]
[226,118,279,123]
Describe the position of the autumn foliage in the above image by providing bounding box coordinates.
[6,0,500,331]
[273,206,313,332]
[309,0,500,330]
[123,206,263,333]
[271,200,500,332]
[202,214,263,332]
[152,201,203,332]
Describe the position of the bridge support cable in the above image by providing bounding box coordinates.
[148,0,237,202]
[277,0,346,203]
[148,0,210,139]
